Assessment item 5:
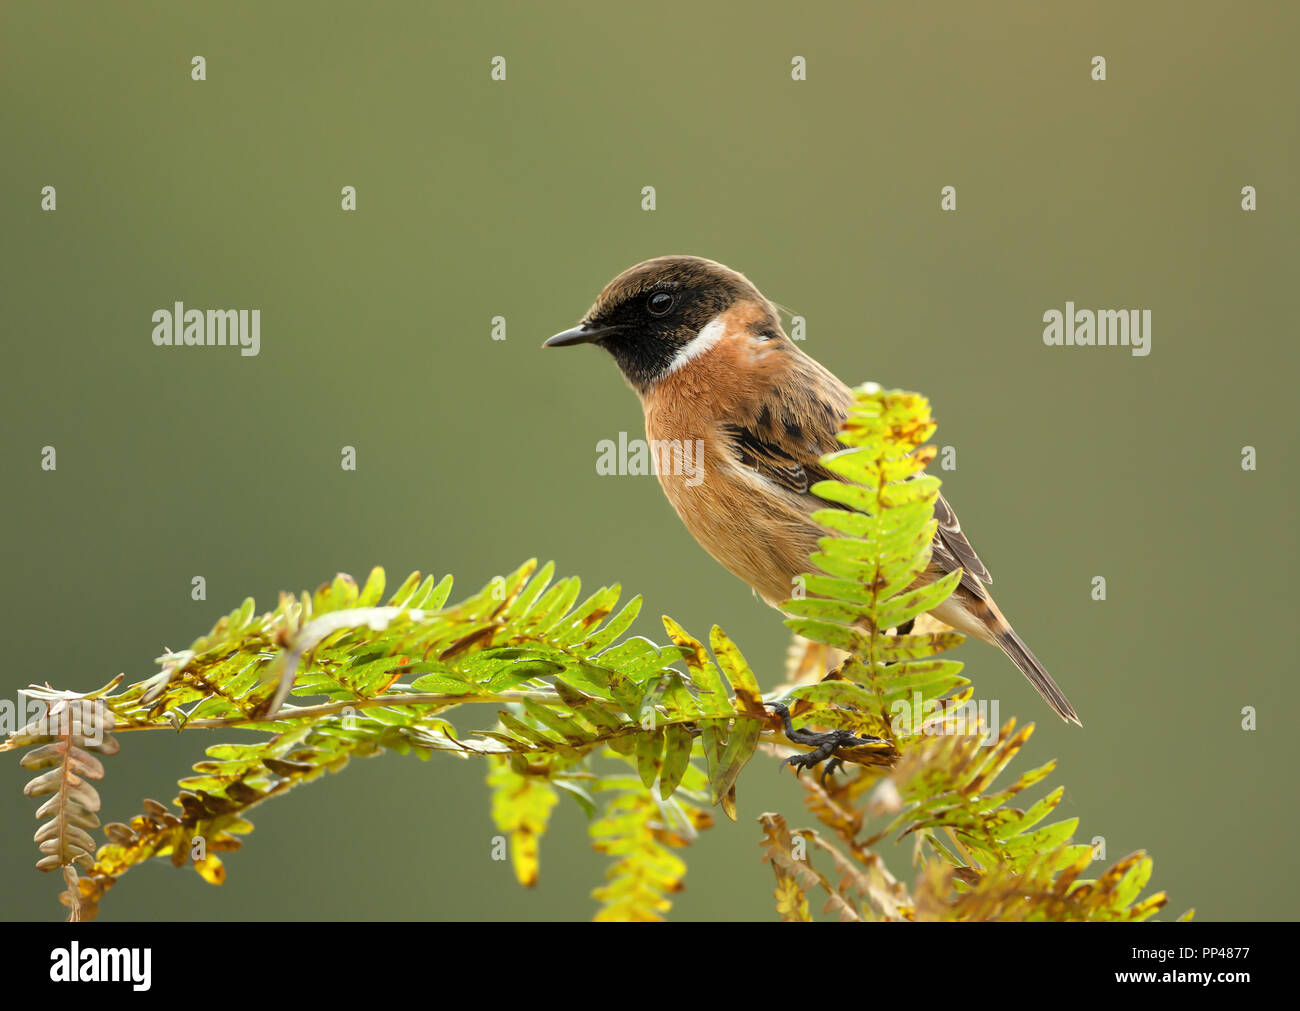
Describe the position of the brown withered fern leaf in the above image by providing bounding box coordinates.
[17,685,121,921]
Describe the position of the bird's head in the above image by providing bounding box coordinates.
[544,255,784,393]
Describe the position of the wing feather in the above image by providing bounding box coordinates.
[722,358,992,595]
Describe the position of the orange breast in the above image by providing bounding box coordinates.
[640,340,822,606]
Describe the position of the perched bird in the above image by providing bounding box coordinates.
[544,256,1080,725]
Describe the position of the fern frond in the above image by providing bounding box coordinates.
[758,812,882,922]
[487,755,561,887]
[14,685,121,921]
[780,385,967,742]
[660,619,767,819]
[4,556,764,918]
[589,759,712,921]
[764,384,1180,922]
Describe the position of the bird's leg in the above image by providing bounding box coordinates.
[766,702,884,780]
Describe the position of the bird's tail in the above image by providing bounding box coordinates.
[929,589,1082,726]
[992,626,1082,727]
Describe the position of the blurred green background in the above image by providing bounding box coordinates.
[2,0,1296,921]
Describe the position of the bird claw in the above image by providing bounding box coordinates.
[766,701,883,782]
[821,757,844,785]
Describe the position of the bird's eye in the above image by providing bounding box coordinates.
[647,291,674,316]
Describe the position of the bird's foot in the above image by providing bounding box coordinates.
[766,702,884,783]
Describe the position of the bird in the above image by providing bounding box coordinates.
[543,255,1081,726]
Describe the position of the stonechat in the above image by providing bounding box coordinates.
[545,256,1080,725]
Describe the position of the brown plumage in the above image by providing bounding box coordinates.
[545,255,1081,726]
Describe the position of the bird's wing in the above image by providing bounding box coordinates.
[932,492,993,587]
[725,358,992,596]
[722,421,826,494]
[720,357,847,496]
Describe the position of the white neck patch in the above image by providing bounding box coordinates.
[664,314,727,375]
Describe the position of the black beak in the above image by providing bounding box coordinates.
[543,323,619,348]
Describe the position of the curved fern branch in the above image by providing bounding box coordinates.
[3,557,778,919]
[1,382,1184,923]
